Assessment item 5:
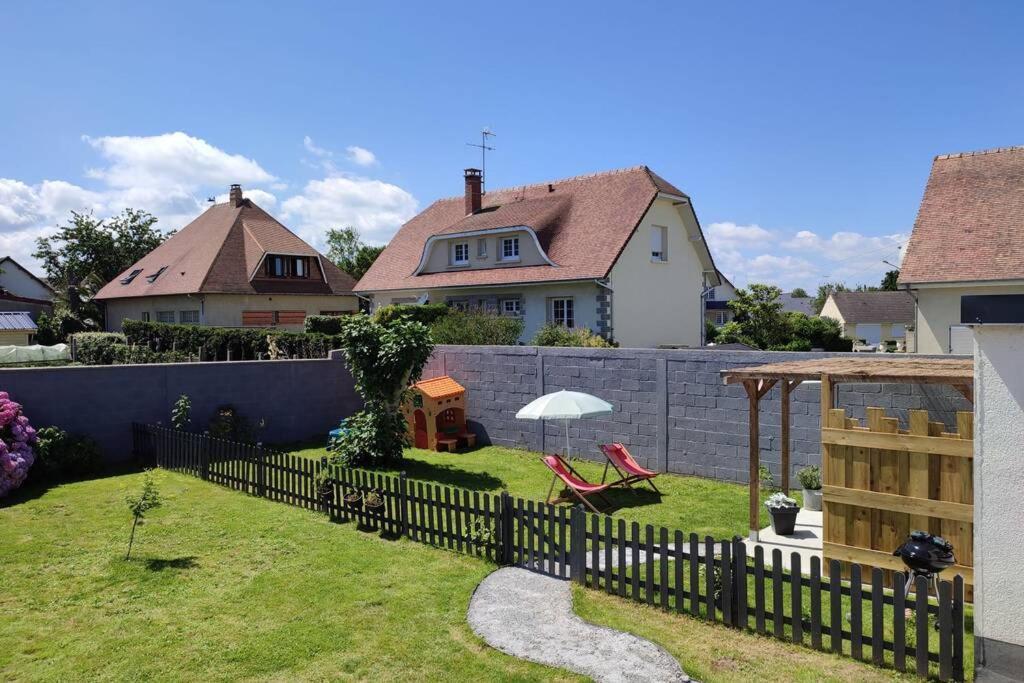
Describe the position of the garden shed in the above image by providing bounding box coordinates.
[722,357,975,588]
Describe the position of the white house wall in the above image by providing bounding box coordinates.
[0,263,51,300]
[609,197,705,348]
[912,283,1024,354]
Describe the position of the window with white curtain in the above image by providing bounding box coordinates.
[651,225,668,262]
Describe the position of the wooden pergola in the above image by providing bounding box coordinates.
[721,357,974,540]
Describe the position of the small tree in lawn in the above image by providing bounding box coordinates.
[125,471,162,560]
[330,314,434,466]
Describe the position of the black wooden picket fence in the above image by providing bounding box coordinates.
[133,423,966,681]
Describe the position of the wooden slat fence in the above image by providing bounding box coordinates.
[822,407,974,590]
[133,423,966,681]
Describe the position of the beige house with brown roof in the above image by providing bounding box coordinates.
[819,291,914,350]
[899,146,1024,354]
[95,185,358,330]
[355,167,721,348]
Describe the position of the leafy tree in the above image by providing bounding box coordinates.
[725,284,789,349]
[171,395,192,430]
[325,226,386,281]
[880,269,899,291]
[125,471,162,560]
[329,315,434,466]
[789,287,809,298]
[33,209,169,337]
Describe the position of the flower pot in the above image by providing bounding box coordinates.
[802,488,822,512]
[343,493,363,508]
[767,505,799,536]
[364,497,385,512]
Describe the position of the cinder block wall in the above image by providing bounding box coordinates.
[426,346,970,484]
[1,358,362,463]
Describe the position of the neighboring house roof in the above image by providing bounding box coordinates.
[414,375,465,399]
[0,312,37,331]
[825,291,915,324]
[94,192,356,300]
[355,166,718,292]
[900,146,1024,285]
[0,256,54,297]
[780,293,815,316]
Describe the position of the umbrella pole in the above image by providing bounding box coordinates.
[565,418,571,462]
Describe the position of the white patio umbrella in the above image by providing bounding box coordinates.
[515,390,614,460]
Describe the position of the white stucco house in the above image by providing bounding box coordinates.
[0,256,53,321]
[355,167,721,348]
[899,146,1024,354]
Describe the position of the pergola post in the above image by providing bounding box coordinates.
[781,380,791,495]
[744,380,760,541]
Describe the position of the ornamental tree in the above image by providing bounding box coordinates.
[0,392,38,497]
[330,314,434,465]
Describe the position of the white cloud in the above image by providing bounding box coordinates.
[213,188,278,209]
[709,222,908,292]
[303,135,331,158]
[281,175,417,247]
[345,145,378,167]
[83,131,274,190]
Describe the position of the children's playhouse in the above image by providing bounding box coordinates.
[401,376,476,452]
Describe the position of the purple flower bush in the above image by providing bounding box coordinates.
[0,392,37,497]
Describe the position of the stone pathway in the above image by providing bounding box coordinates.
[468,567,692,682]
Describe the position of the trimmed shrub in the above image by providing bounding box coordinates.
[31,426,102,483]
[373,303,449,326]
[531,323,613,348]
[120,320,346,361]
[71,332,127,365]
[429,309,523,346]
[304,314,355,335]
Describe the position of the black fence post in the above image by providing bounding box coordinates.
[731,537,747,630]
[398,472,409,539]
[500,491,513,565]
[570,505,586,585]
[200,433,210,481]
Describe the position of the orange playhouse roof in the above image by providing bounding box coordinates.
[413,376,465,400]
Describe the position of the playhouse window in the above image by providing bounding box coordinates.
[441,409,459,424]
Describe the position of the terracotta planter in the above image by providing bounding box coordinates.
[767,505,799,535]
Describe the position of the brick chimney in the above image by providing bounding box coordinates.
[464,169,482,215]
[229,184,243,207]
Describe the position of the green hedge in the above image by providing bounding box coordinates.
[304,314,351,335]
[120,320,345,361]
[373,303,449,326]
[429,309,524,345]
[531,323,613,348]
[70,331,191,365]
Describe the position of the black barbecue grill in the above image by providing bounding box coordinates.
[893,530,956,598]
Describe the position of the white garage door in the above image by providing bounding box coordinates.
[854,324,882,345]
[949,325,974,355]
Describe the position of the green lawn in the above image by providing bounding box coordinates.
[287,442,780,539]
[0,471,908,682]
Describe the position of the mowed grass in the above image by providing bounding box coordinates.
[288,442,780,539]
[0,471,575,682]
[0,471,919,682]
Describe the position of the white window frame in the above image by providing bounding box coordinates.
[715,310,728,326]
[448,299,469,312]
[156,310,175,324]
[500,236,520,262]
[551,297,574,328]
[452,242,470,266]
[477,238,488,259]
[500,298,521,317]
[651,225,668,262]
[140,312,150,322]
[706,287,716,301]
[179,310,200,324]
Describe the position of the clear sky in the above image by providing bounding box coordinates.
[2,1,1022,291]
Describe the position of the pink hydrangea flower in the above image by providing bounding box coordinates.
[0,393,36,497]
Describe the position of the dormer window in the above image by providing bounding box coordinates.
[452,242,470,266]
[121,269,143,285]
[265,255,311,278]
[146,266,167,283]
[500,237,520,261]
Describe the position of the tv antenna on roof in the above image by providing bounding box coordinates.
[466,127,496,193]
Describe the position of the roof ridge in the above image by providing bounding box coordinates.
[432,165,651,203]
[935,145,1024,161]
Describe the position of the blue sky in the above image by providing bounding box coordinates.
[2,1,1023,290]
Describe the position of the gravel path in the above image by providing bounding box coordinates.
[468,567,692,682]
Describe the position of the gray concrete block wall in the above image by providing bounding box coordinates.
[0,358,362,463]
[430,346,971,484]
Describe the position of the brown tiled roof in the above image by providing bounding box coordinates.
[827,291,915,324]
[899,146,1024,285]
[95,196,355,300]
[355,165,711,292]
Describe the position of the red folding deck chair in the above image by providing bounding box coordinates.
[541,454,612,513]
[599,443,661,494]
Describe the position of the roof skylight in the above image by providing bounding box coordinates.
[120,269,143,285]
[145,266,167,283]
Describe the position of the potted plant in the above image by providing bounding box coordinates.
[315,469,334,509]
[765,492,800,536]
[343,488,363,508]
[797,465,822,512]
[363,490,385,511]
